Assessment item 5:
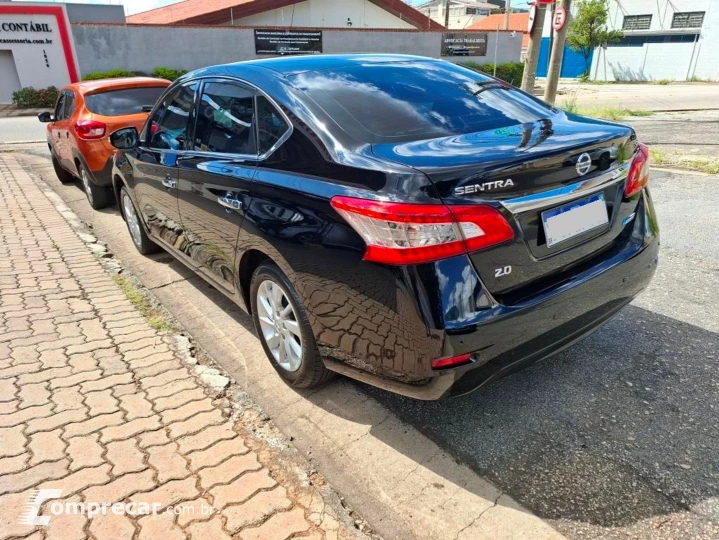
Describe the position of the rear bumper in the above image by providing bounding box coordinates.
[322,190,659,399]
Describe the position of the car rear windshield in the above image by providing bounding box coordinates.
[84,87,167,117]
[290,61,556,144]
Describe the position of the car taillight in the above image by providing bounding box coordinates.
[330,196,514,265]
[431,353,472,370]
[625,143,650,197]
[75,120,106,140]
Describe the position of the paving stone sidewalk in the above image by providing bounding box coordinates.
[0,154,350,539]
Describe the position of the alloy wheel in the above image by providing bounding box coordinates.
[81,168,94,206]
[122,193,143,248]
[256,279,303,372]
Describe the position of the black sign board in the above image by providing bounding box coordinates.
[254,29,323,56]
[441,32,488,57]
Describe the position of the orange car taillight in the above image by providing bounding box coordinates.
[625,143,650,197]
[330,196,514,265]
[75,120,106,140]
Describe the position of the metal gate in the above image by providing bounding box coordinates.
[536,37,593,78]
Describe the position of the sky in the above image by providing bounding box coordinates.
[14,0,533,17]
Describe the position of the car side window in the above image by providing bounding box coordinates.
[193,82,257,156]
[63,91,76,119]
[256,96,290,155]
[147,82,198,151]
[54,93,66,121]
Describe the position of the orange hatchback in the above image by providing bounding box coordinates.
[39,77,170,209]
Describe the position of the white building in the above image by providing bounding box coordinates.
[0,2,80,103]
[590,0,719,81]
[128,0,443,30]
[416,0,503,29]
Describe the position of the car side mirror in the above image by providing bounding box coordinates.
[38,112,54,123]
[110,127,139,150]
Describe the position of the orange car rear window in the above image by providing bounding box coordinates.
[84,87,168,117]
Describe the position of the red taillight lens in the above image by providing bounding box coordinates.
[431,353,472,370]
[75,120,106,140]
[330,196,514,265]
[625,143,650,197]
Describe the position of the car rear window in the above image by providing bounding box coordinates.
[84,87,167,117]
[290,61,556,144]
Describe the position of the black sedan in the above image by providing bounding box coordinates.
[110,54,658,399]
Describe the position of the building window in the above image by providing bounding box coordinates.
[465,7,490,15]
[671,12,705,29]
[622,15,652,30]
[611,33,699,47]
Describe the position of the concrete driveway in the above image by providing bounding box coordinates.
[3,109,717,538]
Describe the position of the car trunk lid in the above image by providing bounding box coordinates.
[371,114,638,300]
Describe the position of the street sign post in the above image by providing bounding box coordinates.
[553,6,567,31]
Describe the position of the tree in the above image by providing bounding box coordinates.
[566,0,623,76]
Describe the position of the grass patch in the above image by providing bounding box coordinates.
[654,79,673,85]
[558,102,655,121]
[649,148,667,164]
[688,75,713,83]
[677,158,719,175]
[579,107,655,121]
[649,148,719,174]
[113,276,171,332]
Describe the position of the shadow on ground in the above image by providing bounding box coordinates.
[184,256,718,533]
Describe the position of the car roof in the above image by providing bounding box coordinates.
[185,54,443,80]
[67,77,171,95]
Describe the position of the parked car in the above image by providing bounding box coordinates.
[38,77,171,209]
[110,55,658,400]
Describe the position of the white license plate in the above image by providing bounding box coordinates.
[542,193,609,248]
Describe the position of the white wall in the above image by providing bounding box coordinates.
[0,10,76,102]
[71,23,522,74]
[231,0,415,29]
[589,0,719,81]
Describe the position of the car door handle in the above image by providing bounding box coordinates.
[162,177,177,189]
[218,196,242,211]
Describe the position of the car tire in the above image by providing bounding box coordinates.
[250,262,334,389]
[78,163,112,210]
[120,186,160,255]
[51,154,74,185]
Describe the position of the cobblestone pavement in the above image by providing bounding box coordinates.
[0,154,356,539]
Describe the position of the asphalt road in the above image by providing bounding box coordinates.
[3,113,718,539]
[627,111,719,159]
[368,169,719,539]
[0,116,47,143]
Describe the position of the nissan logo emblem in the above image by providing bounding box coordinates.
[576,153,592,176]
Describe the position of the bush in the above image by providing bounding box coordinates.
[12,86,59,109]
[152,67,188,81]
[460,62,525,87]
[82,69,136,81]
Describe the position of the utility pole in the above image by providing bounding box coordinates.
[520,2,548,93]
[444,0,450,28]
[544,0,572,104]
[504,0,512,30]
